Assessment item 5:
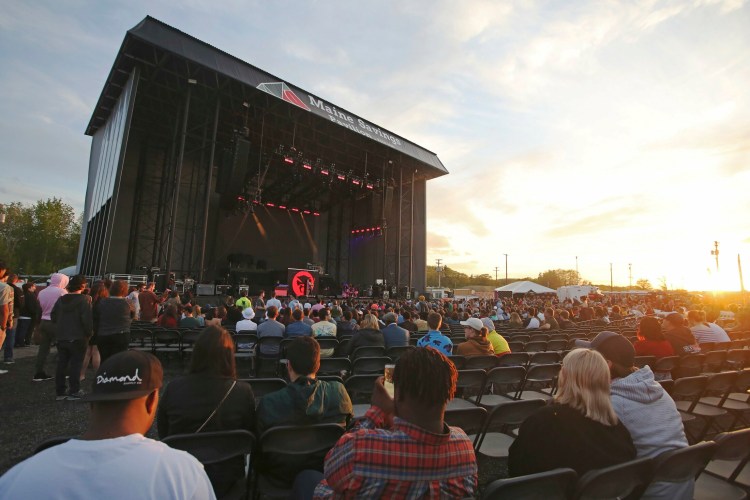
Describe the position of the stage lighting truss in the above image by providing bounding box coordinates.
[350,225,383,237]
[276,144,381,191]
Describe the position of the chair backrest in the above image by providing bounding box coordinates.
[484,398,546,430]
[652,441,716,483]
[154,329,181,343]
[524,363,561,383]
[240,377,287,398]
[672,375,709,411]
[351,346,386,359]
[507,341,526,352]
[547,339,569,351]
[257,424,345,487]
[234,333,258,351]
[711,428,750,463]
[705,370,737,394]
[676,354,706,377]
[448,355,467,370]
[316,337,339,351]
[524,341,548,353]
[497,352,529,368]
[703,350,727,372]
[386,345,414,362]
[33,436,72,455]
[256,336,284,357]
[456,369,487,392]
[634,355,657,369]
[573,457,654,500]
[483,468,578,500]
[444,406,488,436]
[162,429,255,465]
[464,355,498,371]
[352,356,391,375]
[483,366,527,400]
[344,374,379,402]
[529,351,561,366]
[317,357,352,376]
[653,356,679,372]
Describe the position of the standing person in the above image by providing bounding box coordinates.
[3,274,22,364]
[508,349,636,476]
[51,275,93,401]
[235,289,252,311]
[253,290,266,318]
[179,306,201,329]
[158,326,255,496]
[126,284,143,321]
[266,291,282,314]
[0,351,216,500]
[0,262,12,375]
[34,272,69,382]
[16,282,41,347]
[81,281,108,382]
[417,312,453,356]
[138,282,160,323]
[97,280,134,362]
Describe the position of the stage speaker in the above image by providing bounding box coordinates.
[196,283,215,296]
[217,137,251,195]
[154,273,167,292]
[384,186,394,211]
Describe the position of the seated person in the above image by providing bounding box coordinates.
[256,336,352,434]
[634,317,674,358]
[381,312,409,349]
[399,311,418,333]
[235,307,257,332]
[508,349,636,477]
[310,347,478,498]
[417,312,452,356]
[662,313,700,356]
[257,306,285,355]
[347,313,385,356]
[158,326,255,496]
[285,308,313,338]
[179,305,202,329]
[336,310,357,337]
[413,313,430,333]
[687,310,730,344]
[311,308,337,357]
[0,351,215,499]
[455,318,495,356]
[481,317,511,356]
[558,309,574,329]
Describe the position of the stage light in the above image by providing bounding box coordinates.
[303,210,311,214]
[351,178,361,186]
[266,202,275,207]
[291,208,299,212]
[284,156,294,164]
[278,205,287,209]
[237,195,245,201]
[320,168,329,175]
[313,212,320,216]
[366,183,374,189]
[302,161,313,170]
[337,174,346,181]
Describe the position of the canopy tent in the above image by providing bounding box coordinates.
[494,281,556,294]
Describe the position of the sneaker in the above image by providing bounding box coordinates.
[55,395,67,401]
[32,372,53,382]
[0,370,7,375]
[4,360,14,365]
[66,390,85,401]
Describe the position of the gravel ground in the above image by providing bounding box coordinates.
[0,346,507,493]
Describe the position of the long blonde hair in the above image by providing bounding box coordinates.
[360,313,380,331]
[555,349,618,426]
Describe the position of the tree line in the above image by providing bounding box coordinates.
[0,198,81,275]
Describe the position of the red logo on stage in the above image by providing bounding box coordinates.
[256,82,310,111]
[291,270,315,296]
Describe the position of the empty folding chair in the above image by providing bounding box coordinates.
[507,341,526,353]
[444,406,487,445]
[653,355,680,381]
[471,366,526,408]
[386,345,414,363]
[464,355,498,371]
[700,369,750,431]
[153,329,181,363]
[672,375,710,442]
[447,369,486,410]
[447,355,466,370]
[474,399,546,458]
[180,329,202,358]
[497,352,529,368]
[344,374,379,418]
[511,335,531,344]
[254,336,283,377]
[240,377,287,406]
[547,339,569,351]
[675,354,707,379]
[529,334,550,342]
[483,468,577,500]
[650,441,717,499]
[634,355,657,369]
[316,337,339,358]
[572,457,654,500]
[696,428,750,497]
[517,363,561,401]
[725,350,748,371]
[351,356,390,375]
[524,341,548,353]
[681,372,735,440]
[528,351,560,366]
[703,351,727,373]
[351,346,386,360]
[317,357,352,377]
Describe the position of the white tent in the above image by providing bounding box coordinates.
[494,280,556,294]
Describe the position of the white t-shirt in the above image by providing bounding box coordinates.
[0,434,216,500]
[235,319,258,332]
[526,317,541,329]
[265,298,282,311]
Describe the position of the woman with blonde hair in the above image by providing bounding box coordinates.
[508,349,635,476]
[347,313,384,355]
[508,311,523,328]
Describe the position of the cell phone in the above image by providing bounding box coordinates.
[384,364,395,397]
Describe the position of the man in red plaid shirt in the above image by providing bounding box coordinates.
[311,347,478,498]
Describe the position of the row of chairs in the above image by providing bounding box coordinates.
[482,428,750,499]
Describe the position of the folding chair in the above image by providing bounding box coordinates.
[163,429,255,500]
[528,351,560,366]
[317,357,352,377]
[697,428,750,497]
[511,335,531,343]
[153,329,181,364]
[483,468,577,500]
[181,329,202,358]
[344,374,379,418]
[634,355,657,369]
[474,399,546,458]
[316,337,339,357]
[507,341,526,353]
[671,375,709,442]
[524,341,548,353]
[517,363,561,401]
[497,352,529,368]
[650,441,717,497]
[572,456,654,500]
[547,339,569,351]
[446,369,486,410]
[255,424,344,499]
[448,355,467,370]
[700,370,750,431]
[128,329,151,352]
[725,350,748,370]
[351,356,390,375]
[529,334,550,342]
[675,354,706,379]
[444,406,487,444]
[653,355,679,381]
[678,372,734,440]
[351,345,386,360]
[471,366,526,407]
[255,336,283,376]
[464,355,498,371]
[386,345,414,362]
[233,333,257,364]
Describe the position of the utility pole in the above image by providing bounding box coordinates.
[711,241,720,272]
[738,254,745,297]
[504,254,508,284]
[628,263,632,289]
[610,262,613,292]
[494,266,500,283]
[575,256,579,284]
[436,258,443,288]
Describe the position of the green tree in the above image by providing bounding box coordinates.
[636,278,652,290]
[0,198,80,274]
[536,269,580,289]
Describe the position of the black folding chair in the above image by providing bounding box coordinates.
[351,356,390,375]
[351,345,386,360]
[317,357,352,377]
[386,345,414,362]
[446,369,486,410]
[696,428,750,497]
[464,355,498,371]
[572,457,654,500]
[517,363,561,401]
[475,398,546,458]
[497,352,529,368]
[345,374,379,418]
[472,366,527,407]
[254,336,284,376]
[651,441,716,490]
[239,377,287,404]
[483,468,577,500]
[444,406,487,442]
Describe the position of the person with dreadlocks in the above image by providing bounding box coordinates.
[300,347,477,499]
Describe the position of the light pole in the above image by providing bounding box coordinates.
[628,263,632,289]
[504,254,508,284]
[610,263,613,292]
[494,266,500,284]
[575,256,579,283]
[436,258,443,288]
[711,241,719,272]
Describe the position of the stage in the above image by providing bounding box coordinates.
[77,17,447,296]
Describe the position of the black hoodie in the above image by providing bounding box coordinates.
[51,294,94,342]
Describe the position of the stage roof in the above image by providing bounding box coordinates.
[86,16,448,179]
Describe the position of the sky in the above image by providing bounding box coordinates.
[1,0,749,291]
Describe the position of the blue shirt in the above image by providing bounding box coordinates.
[417,330,453,356]
[382,323,409,349]
[285,321,313,338]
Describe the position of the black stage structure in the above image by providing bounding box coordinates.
[77,16,447,296]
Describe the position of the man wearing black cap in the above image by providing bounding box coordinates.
[576,332,690,499]
[0,351,216,499]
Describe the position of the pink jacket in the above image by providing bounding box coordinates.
[39,273,69,320]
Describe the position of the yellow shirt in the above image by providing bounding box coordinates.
[488,330,511,355]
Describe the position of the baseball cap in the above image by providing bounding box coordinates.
[480,317,495,331]
[460,317,484,331]
[85,351,163,402]
[574,331,635,368]
[242,307,255,320]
